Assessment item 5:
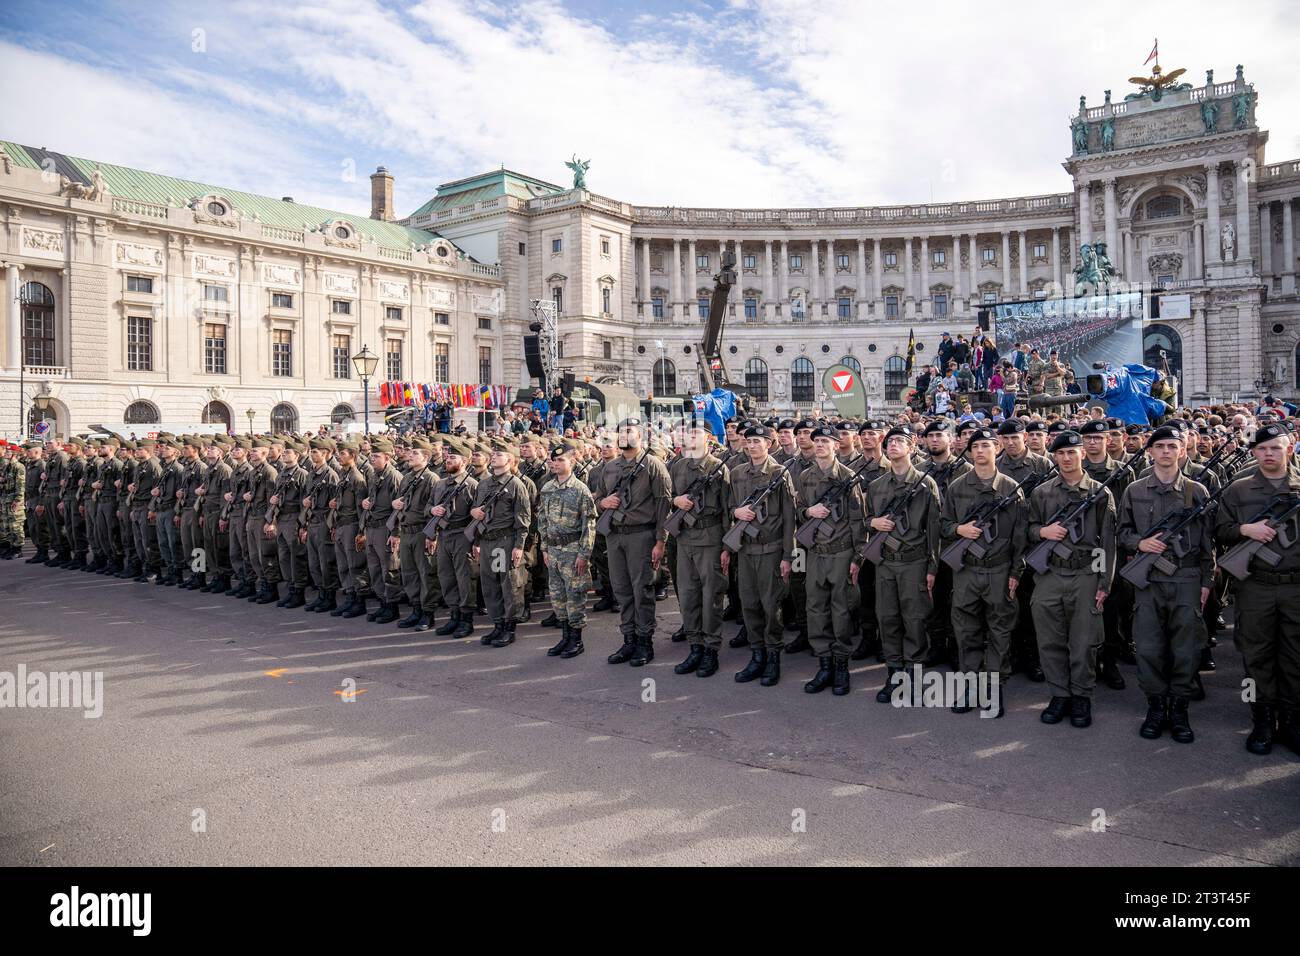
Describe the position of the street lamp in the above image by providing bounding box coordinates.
[15,282,34,439]
[245,408,257,433]
[351,344,380,435]
[32,391,52,438]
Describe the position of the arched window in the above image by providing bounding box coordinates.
[653,358,676,395]
[884,356,908,401]
[1143,324,1183,385]
[21,281,56,367]
[744,358,769,403]
[124,400,160,424]
[331,403,355,425]
[201,401,232,432]
[271,402,298,433]
[839,355,861,375]
[28,403,57,437]
[1145,195,1183,220]
[1293,343,1300,390]
[791,357,815,403]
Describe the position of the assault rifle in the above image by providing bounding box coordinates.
[1219,493,1300,581]
[794,456,877,549]
[423,476,469,538]
[464,476,515,545]
[665,458,727,537]
[722,461,794,553]
[595,449,651,536]
[860,463,946,566]
[939,467,1055,572]
[1024,457,1139,575]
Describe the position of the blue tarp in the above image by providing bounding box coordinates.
[1093,363,1169,425]
[690,388,737,440]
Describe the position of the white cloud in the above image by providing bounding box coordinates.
[1,0,1296,217]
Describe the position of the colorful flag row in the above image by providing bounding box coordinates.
[376,382,513,410]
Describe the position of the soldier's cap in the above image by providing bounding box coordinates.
[183,435,204,449]
[1105,417,1125,431]
[119,438,137,451]
[1125,423,1145,436]
[1147,425,1183,447]
[140,438,158,449]
[742,424,773,439]
[834,421,855,433]
[370,439,395,454]
[617,417,642,430]
[997,419,1026,435]
[550,444,575,460]
[1077,419,1108,436]
[1023,421,1046,433]
[883,426,914,443]
[1251,423,1288,448]
[1048,430,1083,453]
[956,420,981,436]
[104,436,121,448]
[920,420,950,437]
[859,419,890,433]
[23,440,43,450]
[684,417,712,432]
[1196,425,1213,436]
[777,419,797,431]
[968,427,999,446]
[336,439,360,454]
[408,437,432,453]
[724,417,740,427]
[1168,418,1190,432]
[65,436,84,448]
[1046,422,1068,434]
[491,442,519,457]
[233,437,251,450]
[809,426,838,442]
[308,436,334,451]
[763,417,781,428]
[794,419,815,432]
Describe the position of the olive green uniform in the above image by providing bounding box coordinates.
[866,466,941,668]
[795,458,866,658]
[668,454,730,649]
[727,455,795,651]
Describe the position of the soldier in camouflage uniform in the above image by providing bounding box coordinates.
[0,442,24,558]
[537,442,596,659]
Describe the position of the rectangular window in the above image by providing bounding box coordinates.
[601,287,611,313]
[789,254,803,269]
[126,316,152,371]
[478,316,492,330]
[552,287,563,314]
[743,254,756,269]
[601,238,611,255]
[127,275,154,294]
[602,341,612,360]
[884,252,898,267]
[932,249,946,266]
[478,345,492,383]
[885,295,899,319]
[698,297,710,318]
[271,292,294,309]
[203,284,228,302]
[332,334,351,378]
[981,248,996,263]
[744,298,758,320]
[982,291,998,304]
[386,306,403,323]
[837,297,852,319]
[434,342,450,382]
[331,299,352,315]
[386,338,402,380]
[652,297,664,319]
[1033,242,1047,258]
[837,254,850,270]
[933,293,948,317]
[272,329,292,377]
[518,242,526,256]
[434,311,450,326]
[696,254,709,270]
[551,237,562,254]
[557,340,564,360]
[203,323,226,374]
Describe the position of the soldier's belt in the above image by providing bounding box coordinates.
[544,531,583,546]
[1048,553,1093,571]
[809,541,853,557]
[278,505,301,515]
[607,522,655,535]
[1250,569,1300,585]
[882,544,928,563]
[442,520,471,531]
[478,527,515,542]
[685,514,722,529]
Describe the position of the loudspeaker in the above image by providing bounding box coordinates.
[977,309,991,331]
[523,335,544,379]
[561,372,575,397]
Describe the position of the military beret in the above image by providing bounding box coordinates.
[617,417,642,429]
[550,444,575,460]
[809,426,838,441]
[777,419,797,431]
[1048,430,1083,452]
[794,419,815,431]
[834,421,855,433]
[1251,423,1288,448]
[1168,418,1190,432]
[956,420,980,435]
[763,417,781,428]
[967,428,999,445]
[860,419,890,432]
[997,419,1026,435]
[743,424,773,439]
[1125,424,1145,436]
[1146,425,1182,447]
[1196,425,1212,435]
[724,417,740,426]
[1105,417,1125,430]
[921,421,950,436]
[883,426,914,443]
[370,439,395,454]
[23,440,43,450]
[1023,421,1046,434]
[1077,420,1108,436]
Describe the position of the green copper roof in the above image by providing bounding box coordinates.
[408,168,565,218]
[1,140,457,252]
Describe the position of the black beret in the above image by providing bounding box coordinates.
[550,444,574,460]
[810,426,838,441]
[794,419,816,431]
[997,419,1026,435]
[1125,424,1145,436]
[860,419,890,432]
[743,424,773,439]
[777,419,797,431]
[1046,422,1068,434]
[968,428,999,445]
[1105,417,1125,430]
[1048,430,1083,452]
[1146,425,1182,447]
[1023,421,1046,434]
[921,421,950,436]
[617,417,642,429]
[1251,423,1288,448]
[956,420,980,435]
[883,426,914,443]
[1078,420,1108,436]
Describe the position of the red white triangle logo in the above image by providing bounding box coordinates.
[831,371,854,393]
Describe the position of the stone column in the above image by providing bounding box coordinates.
[1234,161,1251,263]
[1124,229,1135,283]
[670,238,682,319]
[1000,231,1011,298]
[1260,204,1272,276]
[1078,183,1092,247]
[824,239,834,303]
[1205,164,1221,266]
[919,236,930,318]
[1017,231,1028,296]
[872,238,882,309]
[1193,220,1204,278]
[640,238,651,308]
[779,240,789,308]
[763,239,774,318]
[4,262,21,370]
[903,237,914,317]
[1283,200,1296,295]
[856,238,867,318]
[686,238,697,315]
[968,235,978,305]
[952,235,963,312]
[1104,179,1119,268]
[720,239,730,316]
[1051,226,1061,291]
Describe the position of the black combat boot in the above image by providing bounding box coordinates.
[728,625,749,648]
[331,591,355,617]
[1199,647,1216,672]
[304,589,324,611]
[670,626,687,643]
[1069,696,1093,728]
[560,627,584,659]
[592,586,617,613]
[366,600,384,621]
[784,629,812,655]
[411,612,432,632]
[1099,654,1125,690]
[1027,661,1045,682]
[1190,672,1206,701]
[831,656,851,696]
[284,587,306,609]
[1169,696,1194,743]
[254,585,278,605]
[735,647,766,683]
[1280,709,1300,757]
[540,610,560,628]
[453,612,475,638]
[197,574,215,592]
[1245,704,1275,755]
[875,666,900,703]
[722,601,740,621]
[314,590,337,613]
[629,635,654,667]
[547,623,572,657]
[1040,696,1071,724]
[435,609,460,635]
[275,584,292,607]
[344,594,368,619]
[481,621,505,646]
[696,648,719,678]
[373,602,399,624]
[851,632,881,662]
[607,634,637,664]
[67,553,86,570]
[760,649,781,687]
[805,656,834,694]
[491,622,516,648]
[1139,695,1168,739]
[397,607,423,628]
[674,644,704,674]
[26,548,49,564]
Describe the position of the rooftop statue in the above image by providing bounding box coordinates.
[1125,62,1191,102]
[1232,88,1254,128]
[565,155,590,191]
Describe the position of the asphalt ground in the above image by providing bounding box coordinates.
[1,553,1297,866]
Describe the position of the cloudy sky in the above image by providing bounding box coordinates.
[2,0,1296,218]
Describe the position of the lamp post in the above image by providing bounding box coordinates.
[32,391,52,439]
[351,344,380,435]
[16,282,34,439]
[245,408,256,434]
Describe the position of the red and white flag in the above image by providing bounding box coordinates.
[1144,39,1158,66]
